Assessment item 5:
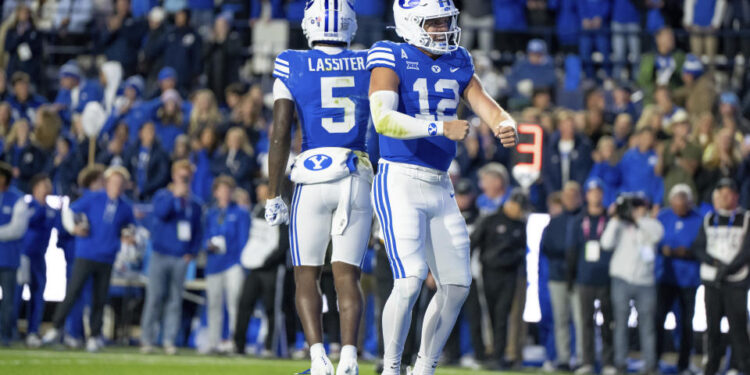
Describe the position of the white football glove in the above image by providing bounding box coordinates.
[265,196,289,226]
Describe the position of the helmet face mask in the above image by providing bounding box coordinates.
[302,0,358,48]
[394,0,461,55]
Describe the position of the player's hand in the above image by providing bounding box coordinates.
[443,120,469,141]
[265,196,289,226]
[496,125,518,148]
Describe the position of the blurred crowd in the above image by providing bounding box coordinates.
[0,0,749,374]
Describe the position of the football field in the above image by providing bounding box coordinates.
[0,348,527,375]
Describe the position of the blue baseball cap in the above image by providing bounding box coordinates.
[124,75,145,97]
[158,67,177,82]
[720,92,739,107]
[527,39,547,54]
[682,54,703,76]
[59,62,81,80]
[584,177,605,193]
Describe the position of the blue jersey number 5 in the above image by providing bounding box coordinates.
[321,76,356,133]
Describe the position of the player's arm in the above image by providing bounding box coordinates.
[463,75,517,148]
[268,85,293,198]
[265,78,293,226]
[368,67,468,141]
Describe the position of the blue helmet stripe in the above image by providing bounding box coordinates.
[324,0,329,32]
[333,0,338,33]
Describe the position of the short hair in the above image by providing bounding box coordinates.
[563,181,582,194]
[104,165,131,181]
[596,135,615,150]
[225,83,246,97]
[29,173,50,190]
[171,159,194,175]
[11,71,30,85]
[212,175,236,191]
[478,162,509,184]
[77,164,106,188]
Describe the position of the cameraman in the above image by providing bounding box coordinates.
[601,194,664,374]
[692,178,750,375]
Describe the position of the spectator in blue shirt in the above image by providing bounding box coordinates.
[45,166,136,352]
[97,0,148,77]
[124,122,170,202]
[18,174,54,347]
[588,136,621,207]
[541,181,584,371]
[47,136,80,197]
[54,62,104,129]
[152,89,190,154]
[549,0,580,52]
[543,111,594,199]
[492,0,528,52]
[59,165,105,346]
[611,0,642,80]
[203,175,249,353]
[140,159,203,355]
[655,184,703,373]
[147,10,203,94]
[684,0,727,67]
[7,72,45,123]
[617,127,664,206]
[212,127,256,196]
[190,126,219,203]
[3,4,42,89]
[354,0,386,48]
[4,119,47,193]
[568,177,615,374]
[577,0,611,78]
[507,40,557,104]
[476,162,511,216]
[0,162,29,346]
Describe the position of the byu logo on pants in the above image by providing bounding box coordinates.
[304,154,333,170]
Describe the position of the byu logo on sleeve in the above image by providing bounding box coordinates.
[304,154,333,170]
[428,123,438,136]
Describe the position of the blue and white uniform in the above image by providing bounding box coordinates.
[273,46,373,267]
[367,40,473,286]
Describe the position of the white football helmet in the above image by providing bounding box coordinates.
[302,0,358,47]
[393,0,461,55]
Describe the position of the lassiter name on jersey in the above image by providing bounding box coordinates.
[307,56,367,72]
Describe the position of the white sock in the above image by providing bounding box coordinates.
[413,284,469,375]
[381,277,423,375]
[340,345,357,361]
[310,342,326,359]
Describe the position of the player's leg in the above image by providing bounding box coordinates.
[291,183,335,374]
[330,176,373,349]
[412,183,471,375]
[372,164,429,375]
[330,175,373,374]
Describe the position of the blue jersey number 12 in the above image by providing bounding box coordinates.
[413,78,459,121]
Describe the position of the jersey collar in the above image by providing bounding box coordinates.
[313,45,345,55]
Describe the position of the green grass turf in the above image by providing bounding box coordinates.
[0,348,531,375]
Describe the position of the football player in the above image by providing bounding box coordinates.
[265,1,373,375]
[367,1,517,374]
